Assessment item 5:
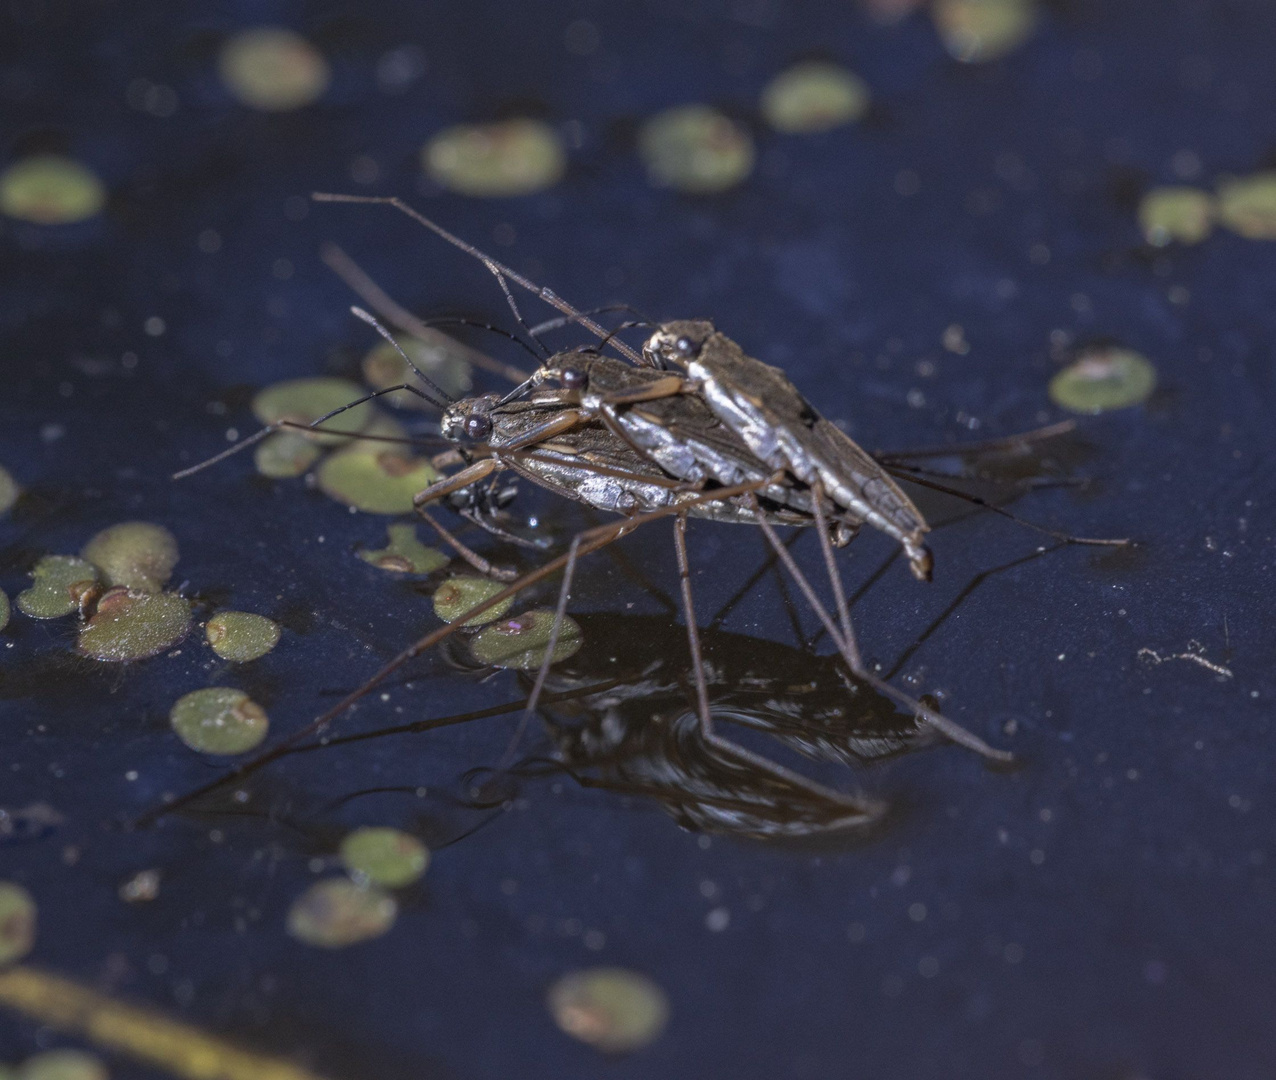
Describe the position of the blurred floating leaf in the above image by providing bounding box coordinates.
[251,377,372,445]
[286,879,397,948]
[16,1051,107,1080]
[359,523,449,574]
[0,883,36,965]
[470,609,582,670]
[932,0,1039,63]
[1049,347,1157,414]
[423,120,566,197]
[0,590,8,633]
[339,827,429,888]
[761,62,870,133]
[205,611,281,662]
[170,687,269,755]
[316,444,439,514]
[1217,171,1276,239]
[77,589,191,662]
[1138,186,1216,246]
[547,967,669,1053]
[363,337,472,410]
[82,521,178,593]
[0,464,19,515]
[432,576,513,627]
[0,156,106,225]
[15,557,99,619]
[253,429,323,478]
[639,105,755,193]
[218,27,330,111]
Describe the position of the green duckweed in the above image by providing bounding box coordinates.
[0,156,106,225]
[81,521,178,593]
[761,62,870,133]
[205,610,281,662]
[339,827,429,888]
[1217,172,1276,240]
[316,443,439,514]
[286,878,397,948]
[251,377,374,445]
[432,576,514,627]
[1048,347,1157,414]
[15,556,99,619]
[77,589,191,662]
[253,429,323,479]
[0,883,36,965]
[932,0,1039,63]
[423,119,566,197]
[1138,187,1216,246]
[470,608,582,670]
[170,687,269,755]
[547,967,670,1053]
[359,523,450,574]
[16,1051,107,1080]
[0,590,9,633]
[362,337,473,411]
[218,27,330,111]
[0,465,19,516]
[638,105,755,193]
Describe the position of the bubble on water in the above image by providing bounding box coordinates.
[423,120,566,198]
[15,1050,107,1080]
[1138,186,1215,246]
[470,608,582,670]
[359,523,450,574]
[253,429,323,478]
[432,576,514,627]
[77,589,191,662]
[547,967,669,1053]
[170,687,269,755]
[363,338,473,411]
[0,465,19,516]
[761,62,870,133]
[1217,171,1276,239]
[0,882,36,965]
[286,878,397,948]
[316,443,440,515]
[82,521,178,593]
[16,556,100,619]
[932,0,1039,63]
[340,827,430,888]
[219,27,330,112]
[1048,347,1157,414]
[0,155,106,224]
[639,105,755,193]
[252,377,374,446]
[205,611,281,663]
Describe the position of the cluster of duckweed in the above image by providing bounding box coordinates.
[931,0,1039,62]
[0,882,36,965]
[10,1050,108,1080]
[218,27,329,111]
[170,688,269,755]
[204,611,281,662]
[0,156,106,225]
[470,608,583,670]
[0,465,19,515]
[1138,171,1276,246]
[546,967,670,1053]
[431,575,514,627]
[423,120,567,197]
[1049,346,1157,414]
[359,523,449,574]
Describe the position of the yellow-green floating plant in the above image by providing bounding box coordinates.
[339,827,430,888]
[0,883,36,965]
[286,879,397,948]
[761,62,870,133]
[170,687,269,755]
[546,967,670,1053]
[423,120,566,198]
[15,1050,107,1080]
[470,609,582,670]
[15,557,99,619]
[251,377,373,445]
[638,105,755,193]
[432,576,514,627]
[362,337,473,410]
[932,0,1039,63]
[77,589,191,662]
[253,430,323,479]
[218,27,330,111]
[1217,171,1276,240]
[359,523,449,574]
[82,521,178,593]
[1138,187,1215,246]
[205,611,281,662]
[316,443,439,514]
[0,156,106,224]
[1049,347,1157,414]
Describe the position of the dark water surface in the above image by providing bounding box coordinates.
[2,2,1274,1077]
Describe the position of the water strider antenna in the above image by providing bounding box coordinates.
[350,306,454,409]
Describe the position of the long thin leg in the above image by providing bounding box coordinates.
[875,420,1078,462]
[745,495,1012,763]
[416,505,517,580]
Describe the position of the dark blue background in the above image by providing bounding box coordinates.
[2,2,1273,1077]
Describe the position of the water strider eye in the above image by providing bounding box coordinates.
[673,335,700,357]
[463,413,493,441]
[560,367,588,390]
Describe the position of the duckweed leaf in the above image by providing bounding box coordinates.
[339,827,429,888]
[1138,187,1215,246]
[638,105,755,193]
[205,611,281,662]
[16,1051,107,1080]
[432,576,514,627]
[251,377,373,445]
[16,557,99,619]
[363,338,472,410]
[932,0,1039,63]
[1049,347,1157,414]
[77,589,191,661]
[170,687,269,755]
[253,429,323,478]
[547,968,670,1053]
[761,62,870,133]
[0,883,36,965]
[470,609,582,670]
[82,521,178,593]
[316,444,439,514]
[0,590,8,633]
[1217,172,1276,239]
[286,879,397,948]
[359,523,450,574]
[423,120,566,197]
[0,156,106,224]
[218,27,330,111]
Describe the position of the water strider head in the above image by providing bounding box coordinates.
[440,393,502,445]
[642,319,718,369]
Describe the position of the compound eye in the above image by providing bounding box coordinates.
[560,367,588,391]
[673,335,700,357]
[463,413,493,441]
